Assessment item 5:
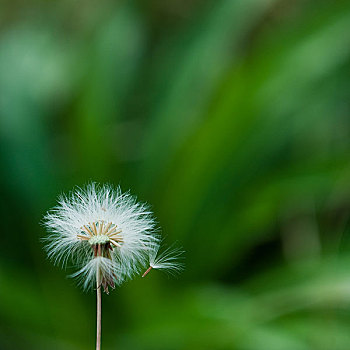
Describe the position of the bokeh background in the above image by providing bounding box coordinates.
[1,0,350,349]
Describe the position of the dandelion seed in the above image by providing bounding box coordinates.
[42,183,183,350]
[142,243,184,277]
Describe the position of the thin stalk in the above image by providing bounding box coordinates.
[96,269,102,350]
[96,245,102,350]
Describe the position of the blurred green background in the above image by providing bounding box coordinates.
[1,0,350,349]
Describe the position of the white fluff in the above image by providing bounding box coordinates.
[148,242,184,275]
[43,183,168,291]
[70,256,121,291]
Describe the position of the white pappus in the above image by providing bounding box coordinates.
[142,242,185,277]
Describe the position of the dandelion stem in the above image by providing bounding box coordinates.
[96,263,102,350]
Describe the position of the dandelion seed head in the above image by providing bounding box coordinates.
[43,183,167,292]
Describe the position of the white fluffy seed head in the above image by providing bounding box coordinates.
[43,183,164,291]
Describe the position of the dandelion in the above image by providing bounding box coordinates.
[43,183,183,350]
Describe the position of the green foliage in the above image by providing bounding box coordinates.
[0,0,349,349]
